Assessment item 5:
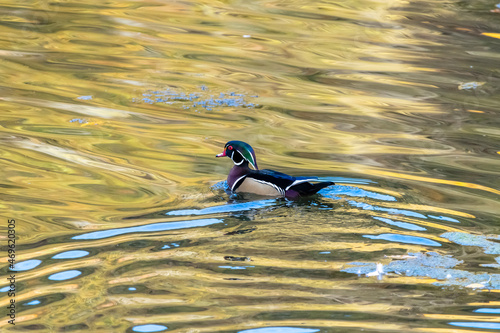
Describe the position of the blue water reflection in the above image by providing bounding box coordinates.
[343,251,500,289]
[372,216,426,231]
[76,95,92,100]
[52,250,89,259]
[441,232,500,254]
[24,300,41,306]
[73,218,222,240]
[239,327,320,333]
[11,259,42,271]
[428,215,460,223]
[320,177,375,185]
[449,322,500,330]
[161,243,180,249]
[166,199,276,216]
[132,324,168,332]
[363,233,441,247]
[136,86,257,111]
[349,200,427,219]
[323,185,396,201]
[219,265,255,270]
[48,270,82,281]
[474,308,500,314]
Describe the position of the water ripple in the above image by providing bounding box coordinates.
[1,0,499,331]
[132,324,168,333]
[72,218,222,240]
[52,250,90,259]
[363,233,441,247]
[48,270,82,281]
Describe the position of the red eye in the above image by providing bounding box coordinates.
[227,146,233,150]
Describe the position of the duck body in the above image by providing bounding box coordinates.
[216,140,334,199]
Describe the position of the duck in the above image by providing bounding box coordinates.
[216,140,334,199]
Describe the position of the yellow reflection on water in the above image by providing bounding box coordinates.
[371,169,500,196]
[0,0,499,332]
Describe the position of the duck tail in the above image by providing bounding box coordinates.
[291,181,334,197]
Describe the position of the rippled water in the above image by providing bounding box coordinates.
[1,0,500,332]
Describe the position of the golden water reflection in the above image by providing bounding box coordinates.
[0,0,499,332]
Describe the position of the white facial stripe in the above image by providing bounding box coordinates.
[234,148,256,169]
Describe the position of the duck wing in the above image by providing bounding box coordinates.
[249,169,318,191]
[233,169,334,198]
[257,169,335,197]
[287,181,335,197]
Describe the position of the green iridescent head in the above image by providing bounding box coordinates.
[216,140,258,170]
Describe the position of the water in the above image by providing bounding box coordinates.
[1,0,500,332]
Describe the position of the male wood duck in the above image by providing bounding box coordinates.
[216,140,334,199]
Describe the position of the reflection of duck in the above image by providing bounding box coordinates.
[216,140,334,199]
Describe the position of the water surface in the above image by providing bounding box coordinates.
[1,0,500,332]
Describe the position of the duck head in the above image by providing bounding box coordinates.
[216,140,258,170]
